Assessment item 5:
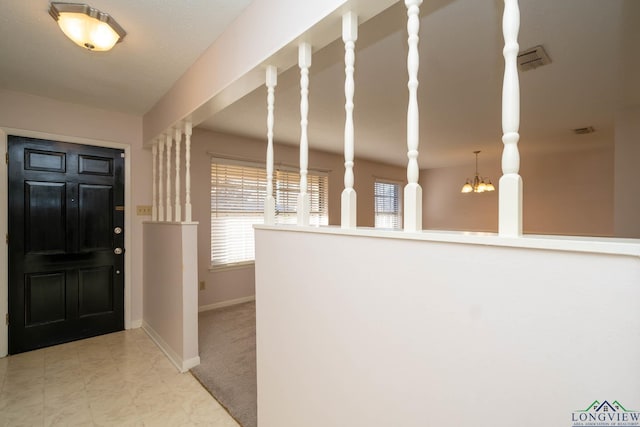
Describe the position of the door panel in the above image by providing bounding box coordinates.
[78,266,114,317]
[25,272,66,326]
[25,181,67,254]
[78,155,112,175]
[78,184,113,251]
[8,135,125,354]
[25,149,66,172]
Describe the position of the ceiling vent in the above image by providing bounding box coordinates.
[573,126,595,135]
[517,45,551,71]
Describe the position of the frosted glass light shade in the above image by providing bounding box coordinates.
[49,3,126,52]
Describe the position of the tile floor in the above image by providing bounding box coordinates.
[0,329,240,426]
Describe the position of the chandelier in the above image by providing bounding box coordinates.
[461,151,495,193]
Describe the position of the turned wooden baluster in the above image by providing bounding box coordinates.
[404,0,423,232]
[158,137,165,222]
[152,139,158,222]
[174,125,182,223]
[184,119,193,222]
[499,0,523,237]
[341,12,358,229]
[297,43,312,226]
[265,66,277,225]
[165,132,173,222]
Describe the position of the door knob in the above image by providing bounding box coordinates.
[114,247,123,255]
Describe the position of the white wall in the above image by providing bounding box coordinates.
[143,223,199,372]
[255,227,640,427]
[422,160,499,232]
[0,90,148,357]
[191,128,406,308]
[422,146,615,236]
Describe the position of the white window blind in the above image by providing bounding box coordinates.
[374,180,402,230]
[274,169,329,226]
[211,162,266,267]
[211,159,329,267]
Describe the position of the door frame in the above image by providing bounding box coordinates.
[0,127,133,357]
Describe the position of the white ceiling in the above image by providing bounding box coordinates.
[0,0,252,115]
[1,0,638,168]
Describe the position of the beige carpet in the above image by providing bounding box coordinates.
[191,301,257,427]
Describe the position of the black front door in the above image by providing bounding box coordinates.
[8,136,125,354]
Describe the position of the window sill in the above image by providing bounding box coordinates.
[209,261,255,273]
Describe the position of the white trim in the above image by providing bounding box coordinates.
[142,321,200,373]
[373,176,404,186]
[0,127,133,356]
[199,295,256,313]
[182,355,201,371]
[129,319,143,329]
[209,154,265,169]
[208,153,331,175]
[0,129,8,357]
[209,261,254,273]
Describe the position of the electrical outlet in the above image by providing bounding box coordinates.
[199,281,206,291]
[136,205,152,216]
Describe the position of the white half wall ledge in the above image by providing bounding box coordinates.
[142,0,425,145]
[253,225,640,258]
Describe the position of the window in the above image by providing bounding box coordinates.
[210,161,266,267]
[274,169,329,226]
[211,159,328,268]
[374,180,402,229]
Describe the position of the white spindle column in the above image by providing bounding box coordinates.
[174,126,182,223]
[499,0,523,237]
[165,133,173,222]
[297,43,312,226]
[152,140,158,222]
[158,137,165,222]
[403,0,423,232]
[341,12,358,229]
[265,66,277,225]
[184,119,193,222]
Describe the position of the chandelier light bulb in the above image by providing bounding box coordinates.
[461,181,473,193]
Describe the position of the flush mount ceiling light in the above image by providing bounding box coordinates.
[461,151,495,194]
[49,2,126,51]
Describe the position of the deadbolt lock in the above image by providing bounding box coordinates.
[114,227,122,234]
[114,247,123,255]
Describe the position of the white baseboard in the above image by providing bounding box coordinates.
[198,295,255,312]
[142,321,199,373]
[183,355,201,371]
[128,319,143,329]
